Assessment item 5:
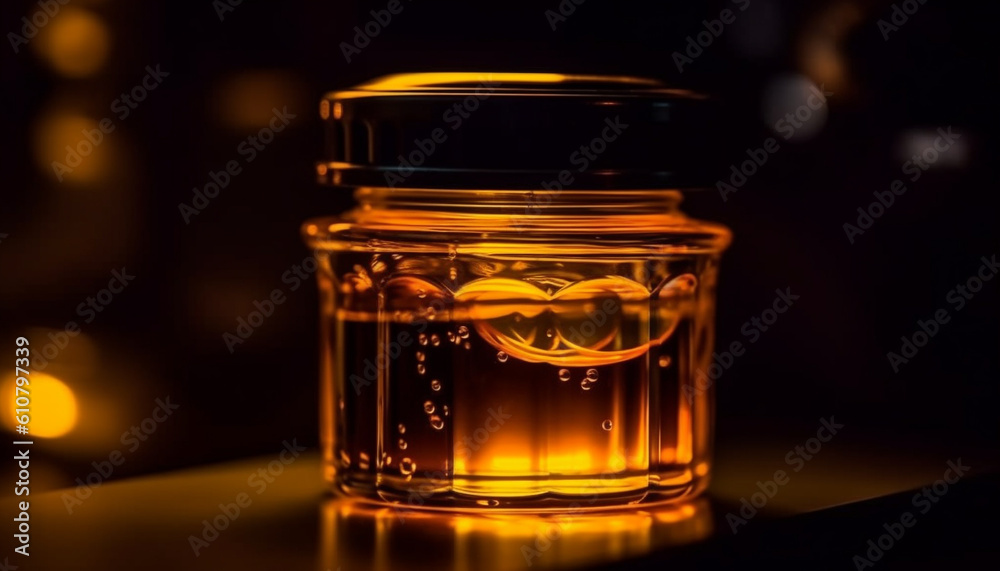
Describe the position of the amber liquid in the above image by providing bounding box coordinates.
[319,250,717,510]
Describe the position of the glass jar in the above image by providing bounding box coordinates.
[303,73,731,510]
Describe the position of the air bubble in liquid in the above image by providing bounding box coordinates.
[586,368,599,381]
[416,351,426,362]
[359,451,371,469]
[497,351,508,363]
[424,400,435,414]
[418,333,428,346]
[558,368,571,382]
[431,334,441,346]
[429,415,444,430]
[397,423,406,434]
[431,379,441,391]
[458,325,470,339]
[417,364,426,375]
[398,438,408,450]
[659,355,671,367]
[602,420,613,431]
[400,458,415,475]
[581,380,592,391]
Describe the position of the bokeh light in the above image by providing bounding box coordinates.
[762,74,829,141]
[797,1,863,93]
[32,113,111,183]
[212,70,309,130]
[2,371,78,438]
[33,7,111,78]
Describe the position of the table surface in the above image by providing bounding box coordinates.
[7,443,998,571]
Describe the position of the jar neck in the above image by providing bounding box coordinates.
[354,186,684,216]
[307,186,731,253]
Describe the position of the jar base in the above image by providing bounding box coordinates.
[330,475,709,514]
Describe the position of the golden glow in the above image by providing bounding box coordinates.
[33,113,110,182]
[310,187,726,508]
[327,72,688,100]
[321,497,712,571]
[34,8,110,77]
[452,275,691,366]
[213,70,308,129]
[798,2,863,92]
[676,400,693,464]
[2,372,78,438]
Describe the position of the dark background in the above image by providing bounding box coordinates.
[0,0,996,503]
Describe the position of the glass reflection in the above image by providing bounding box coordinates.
[320,496,712,571]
